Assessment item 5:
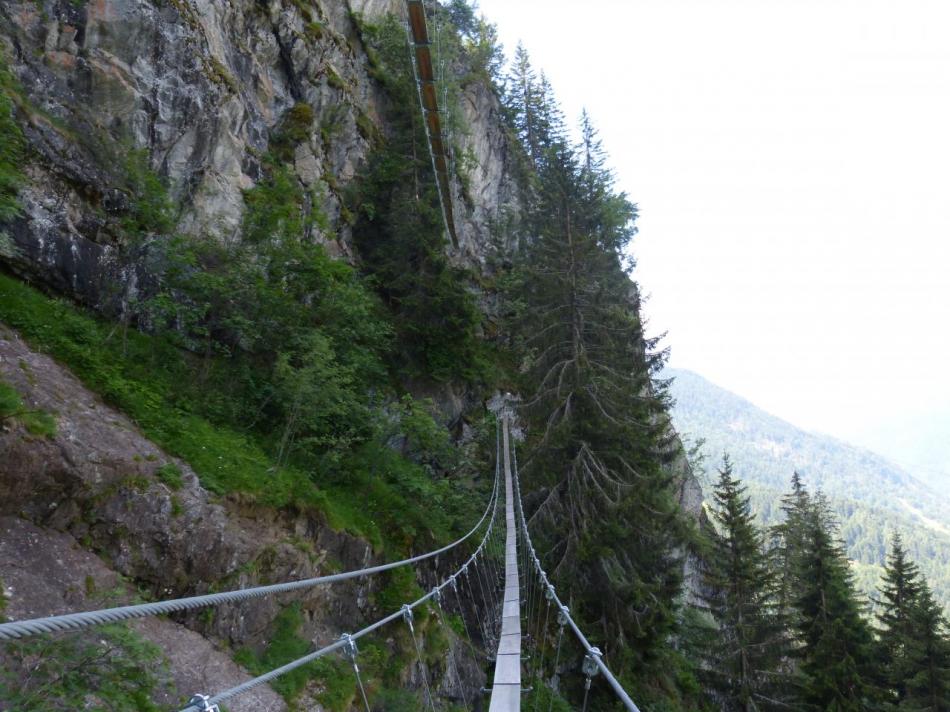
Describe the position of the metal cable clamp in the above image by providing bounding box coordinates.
[186,694,219,712]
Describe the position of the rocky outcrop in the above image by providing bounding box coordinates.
[0,1,707,703]
[0,323,486,706]
[0,0,519,309]
[0,517,287,712]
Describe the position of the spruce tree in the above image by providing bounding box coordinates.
[505,44,544,167]
[505,94,686,696]
[769,472,811,630]
[902,582,950,711]
[702,454,785,710]
[877,534,923,704]
[794,494,881,710]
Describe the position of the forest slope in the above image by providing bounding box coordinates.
[666,367,950,609]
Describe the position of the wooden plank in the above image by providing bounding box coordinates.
[406,2,429,44]
[404,0,459,246]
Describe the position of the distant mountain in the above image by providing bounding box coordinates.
[852,408,950,492]
[664,367,950,610]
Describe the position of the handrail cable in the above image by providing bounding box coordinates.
[0,467,499,642]
[178,422,506,712]
[510,440,642,712]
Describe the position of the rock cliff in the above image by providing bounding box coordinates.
[0,0,518,307]
[0,0,705,707]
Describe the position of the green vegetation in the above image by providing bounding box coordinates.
[121,148,175,237]
[0,377,57,437]
[689,462,950,710]
[0,56,24,258]
[667,367,950,610]
[155,462,183,490]
[349,15,491,383]
[0,624,167,711]
[233,604,355,704]
[0,273,479,555]
[698,455,790,707]
[876,536,950,708]
[499,46,699,706]
[232,602,447,710]
[524,676,572,712]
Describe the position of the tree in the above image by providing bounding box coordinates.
[794,494,881,710]
[902,582,950,711]
[505,92,688,702]
[702,455,786,710]
[877,534,924,704]
[875,538,950,710]
[352,17,484,382]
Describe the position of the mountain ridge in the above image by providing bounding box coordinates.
[665,366,950,609]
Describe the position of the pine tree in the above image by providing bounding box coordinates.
[702,454,785,710]
[506,97,686,695]
[769,472,810,630]
[794,494,881,710]
[902,582,950,711]
[877,534,924,704]
[505,44,543,167]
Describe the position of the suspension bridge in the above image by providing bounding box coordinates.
[0,408,639,711]
[0,5,641,710]
[406,0,459,247]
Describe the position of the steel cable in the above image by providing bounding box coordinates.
[0,464,499,642]
[178,422,506,712]
[510,434,642,712]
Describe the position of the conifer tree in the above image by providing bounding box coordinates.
[505,93,686,698]
[794,494,881,710]
[902,582,950,711]
[505,44,543,166]
[875,537,950,710]
[877,534,924,704]
[702,454,784,710]
[769,471,810,630]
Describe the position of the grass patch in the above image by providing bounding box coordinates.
[232,602,431,709]
[0,273,327,508]
[233,603,359,708]
[0,274,484,555]
[155,462,183,490]
[0,377,57,437]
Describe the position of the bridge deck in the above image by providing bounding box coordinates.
[489,417,521,712]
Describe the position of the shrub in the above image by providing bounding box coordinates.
[155,462,183,490]
[0,378,57,438]
[0,624,167,710]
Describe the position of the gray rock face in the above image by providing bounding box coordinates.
[0,0,706,685]
[0,322,486,704]
[0,517,288,712]
[0,0,517,308]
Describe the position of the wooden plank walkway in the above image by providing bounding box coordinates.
[489,416,521,711]
[405,0,459,246]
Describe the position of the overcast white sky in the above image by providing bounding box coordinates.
[477,0,950,444]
